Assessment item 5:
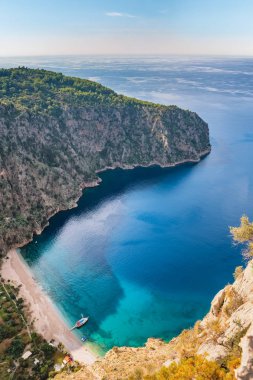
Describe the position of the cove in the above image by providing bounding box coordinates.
[20,159,243,353]
[16,56,253,353]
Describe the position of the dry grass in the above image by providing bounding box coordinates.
[224,288,244,317]
[0,338,12,354]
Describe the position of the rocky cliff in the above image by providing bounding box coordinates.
[0,68,210,256]
[54,261,253,380]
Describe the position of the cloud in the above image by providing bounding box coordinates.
[106,12,136,18]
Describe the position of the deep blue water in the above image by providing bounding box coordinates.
[2,56,253,353]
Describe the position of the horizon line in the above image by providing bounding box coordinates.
[0,52,253,59]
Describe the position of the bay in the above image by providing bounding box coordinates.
[1,56,251,352]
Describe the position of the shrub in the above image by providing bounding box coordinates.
[143,355,237,380]
[224,288,244,317]
[6,337,25,358]
[233,266,244,281]
[230,215,253,259]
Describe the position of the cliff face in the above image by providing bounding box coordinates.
[0,68,210,256]
[55,261,253,380]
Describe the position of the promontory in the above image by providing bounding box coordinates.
[0,67,211,256]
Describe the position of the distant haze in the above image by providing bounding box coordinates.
[0,0,253,56]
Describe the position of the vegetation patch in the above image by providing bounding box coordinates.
[141,355,238,380]
[0,279,63,380]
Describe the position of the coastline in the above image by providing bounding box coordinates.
[8,147,211,253]
[0,148,210,367]
[1,249,99,365]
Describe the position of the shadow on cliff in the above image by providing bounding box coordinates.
[26,162,200,244]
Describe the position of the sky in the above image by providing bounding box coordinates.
[0,0,253,56]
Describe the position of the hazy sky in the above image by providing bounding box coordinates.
[0,0,253,56]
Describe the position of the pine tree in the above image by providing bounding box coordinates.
[230,215,253,259]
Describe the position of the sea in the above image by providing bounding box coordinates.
[1,55,253,354]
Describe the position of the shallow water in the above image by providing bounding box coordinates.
[2,56,252,352]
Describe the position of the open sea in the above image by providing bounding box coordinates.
[1,56,253,354]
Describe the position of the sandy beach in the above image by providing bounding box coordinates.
[1,249,98,365]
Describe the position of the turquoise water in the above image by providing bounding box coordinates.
[3,56,252,353]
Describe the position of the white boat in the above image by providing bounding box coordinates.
[70,315,89,330]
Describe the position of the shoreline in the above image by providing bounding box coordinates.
[0,149,211,366]
[8,147,211,252]
[1,249,99,365]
